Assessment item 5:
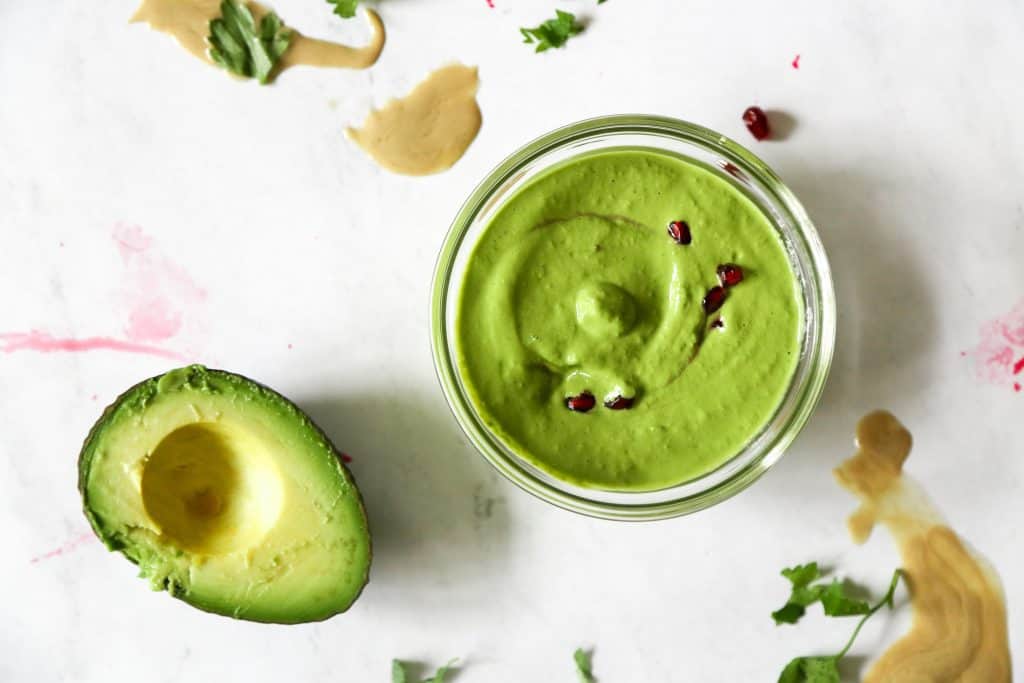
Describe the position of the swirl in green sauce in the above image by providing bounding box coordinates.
[456,149,801,490]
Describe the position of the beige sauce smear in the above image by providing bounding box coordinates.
[131,0,384,73]
[835,411,1011,682]
[346,64,482,176]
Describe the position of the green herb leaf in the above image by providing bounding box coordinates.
[773,563,876,624]
[820,579,871,617]
[782,563,821,588]
[520,9,583,52]
[778,656,840,683]
[777,569,904,683]
[573,648,595,683]
[772,563,826,624]
[327,0,360,19]
[391,659,457,683]
[392,660,408,683]
[423,659,458,683]
[208,0,292,84]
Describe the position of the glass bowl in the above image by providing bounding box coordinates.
[430,115,835,521]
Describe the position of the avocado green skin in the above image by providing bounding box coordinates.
[78,365,372,624]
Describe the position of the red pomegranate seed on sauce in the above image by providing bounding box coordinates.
[703,286,727,314]
[565,391,596,413]
[667,220,692,245]
[742,106,771,141]
[604,395,635,410]
[717,263,744,287]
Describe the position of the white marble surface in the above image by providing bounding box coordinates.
[1,0,1022,680]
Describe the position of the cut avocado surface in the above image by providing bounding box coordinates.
[79,365,371,624]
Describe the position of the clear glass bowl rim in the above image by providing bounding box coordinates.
[430,114,836,521]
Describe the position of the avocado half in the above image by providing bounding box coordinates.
[79,365,371,624]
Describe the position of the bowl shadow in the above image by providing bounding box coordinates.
[785,166,938,461]
[738,166,939,514]
[298,391,513,597]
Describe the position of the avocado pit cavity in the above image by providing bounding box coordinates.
[141,422,284,556]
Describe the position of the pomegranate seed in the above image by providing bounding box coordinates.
[667,220,692,245]
[604,395,635,410]
[703,286,726,314]
[565,391,596,413]
[742,106,771,141]
[710,318,724,329]
[717,263,744,287]
[721,161,742,178]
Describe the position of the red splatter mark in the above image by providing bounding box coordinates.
[792,54,801,69]
[966,299,1024,393]
[1015,383,1022,393]
[287,343,293,350]
[341,453,353,463]
[31,532,96,564]
[0,331,186,360]
[485,0,494,7]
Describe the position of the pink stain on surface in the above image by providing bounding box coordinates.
[1,225,207,359]
[125,302,183,342]
[31,532,97,564]
[112,224,153,260]
[792,54,801,69]
[0,331,186,360]
[485,0,494,7]
[967,299,1024,393]
[114,224,206,344]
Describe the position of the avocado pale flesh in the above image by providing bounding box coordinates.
[79,365,371,624]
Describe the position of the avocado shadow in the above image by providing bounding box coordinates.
[298,391,512,596]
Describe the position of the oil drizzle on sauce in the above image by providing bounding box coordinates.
[346,64,482,176]
[834,411,1012,682]
[131,0,385,74]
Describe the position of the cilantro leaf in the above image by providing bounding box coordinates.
[772,563,826,624]
[520,10,583,52]
[573,648,595,683]
[820,579,871,617]
[208,0,292,84]
[392,660,408,683]
[423,659,457,683]
[327,0,360,19]
[777,569,904,683]
[782,563,821,588]
[391,659,457,683]
[778,656,840,683]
